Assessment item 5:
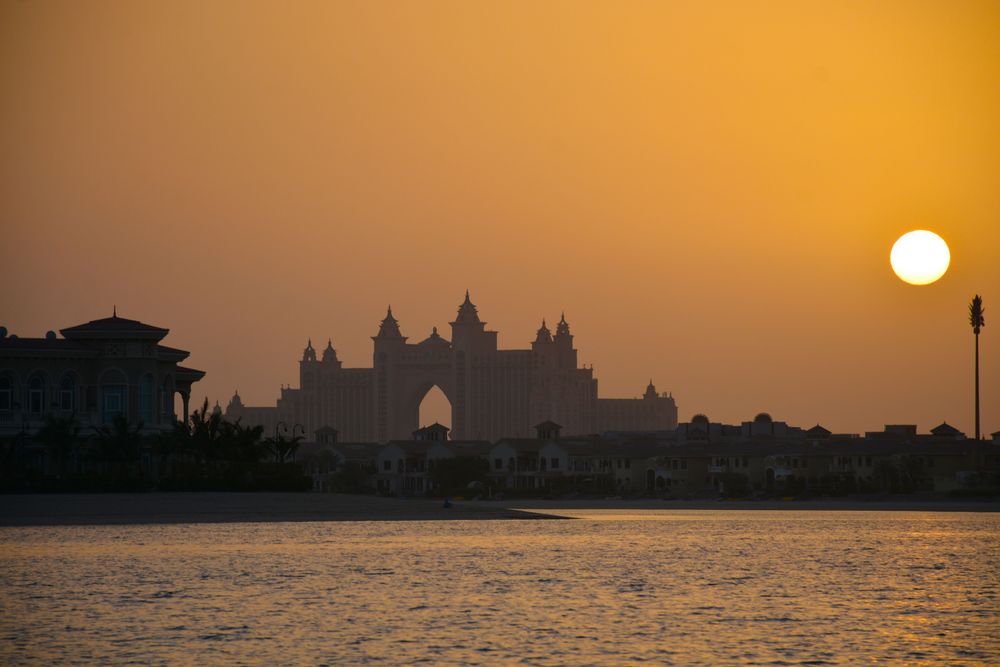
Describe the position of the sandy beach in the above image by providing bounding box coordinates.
[0,493,996,526]
[0,492,561,526]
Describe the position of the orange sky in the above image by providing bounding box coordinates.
[2,1,998,435]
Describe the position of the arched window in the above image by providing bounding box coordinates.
[0,376,12,412]
[59,373,76,412]
[140,374,154,424]
[28,376,45,414]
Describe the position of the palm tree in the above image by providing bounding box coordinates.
[220,419,267,463]
[969,294,985,440]
[188,398,225,462]
[37,414,81,477]
[267,423,304,463]
[93,414,144,468]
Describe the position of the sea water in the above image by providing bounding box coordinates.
[2,510,998,665]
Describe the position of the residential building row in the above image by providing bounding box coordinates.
[301,414,1000,497]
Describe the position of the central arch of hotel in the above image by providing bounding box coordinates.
[379,350,457,440]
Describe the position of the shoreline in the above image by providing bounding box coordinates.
[0,493,563,526]
[1,493,996,527]
[505,497,1000,513]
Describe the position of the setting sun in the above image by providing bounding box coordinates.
[890,230,951,285]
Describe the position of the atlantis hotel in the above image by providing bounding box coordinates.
[228,293,678,443]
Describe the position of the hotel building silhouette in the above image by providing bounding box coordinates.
[228,293,677,442]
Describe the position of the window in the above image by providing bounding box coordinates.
[494,458,503,470]
[139,374,154,424]
[383,460,391,471]
[742,457,749,468]
[60,374,75,412]
[28,376,44,414]
[102,385,126,423]
[0,377,11,412]
[551,457,559,470]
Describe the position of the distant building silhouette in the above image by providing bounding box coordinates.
[299,415,998,497]
[0,312,205,437]
[228,292,678,442]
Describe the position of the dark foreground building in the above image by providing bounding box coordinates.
[0,312,205,439]
[228,292,678,442]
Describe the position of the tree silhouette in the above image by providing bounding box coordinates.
[188,398,224,462]
[93,414,143,465]
[969,295,985,440]
[155,399,268,467]
[266,424,303,463]
[220,419,267,463]
[153,419,190,475]
[37,414,80,477]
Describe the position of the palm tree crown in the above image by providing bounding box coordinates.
[969,294,985,334]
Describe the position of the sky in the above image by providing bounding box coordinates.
[1,1,998,436]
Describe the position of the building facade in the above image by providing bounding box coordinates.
[0,312,205,438]
[227,293,678,443]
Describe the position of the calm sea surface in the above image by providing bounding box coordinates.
[1,510,998,665]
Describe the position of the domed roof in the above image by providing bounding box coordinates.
[534,319,552,343]
[60,312,169,340]
[322,339,340,362]
[555,312,571,336]
[454,290,482,324]
[754,412,773,423]
[374,306,405,339]
[417,327,451,348]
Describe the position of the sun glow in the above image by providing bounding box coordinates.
[890,230,950,285]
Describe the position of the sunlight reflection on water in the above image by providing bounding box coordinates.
[1,511,998,665]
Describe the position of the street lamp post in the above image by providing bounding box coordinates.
[291,423,304,461]
[274,421,288,462]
